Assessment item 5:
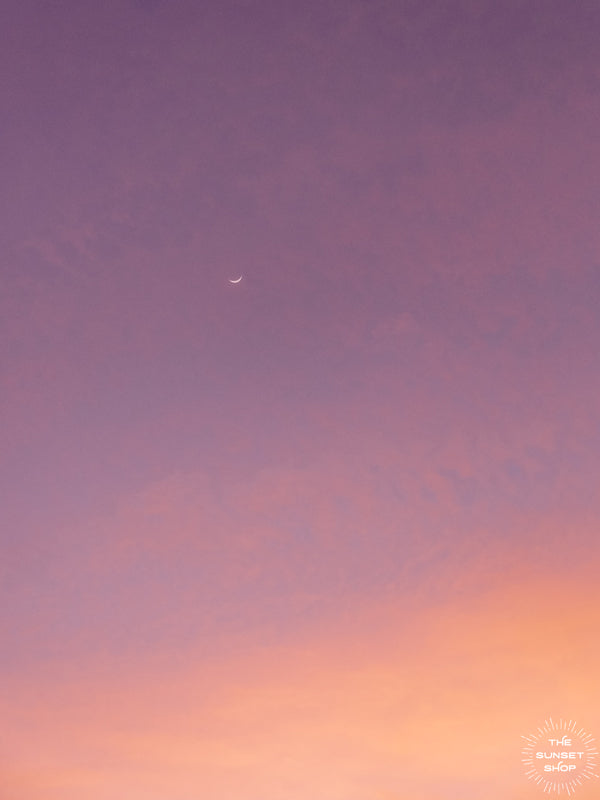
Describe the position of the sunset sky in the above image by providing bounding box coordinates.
[2,1,600,798]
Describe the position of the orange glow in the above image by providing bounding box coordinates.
[3,567,599,799]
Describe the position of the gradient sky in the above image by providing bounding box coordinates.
[2,1,600,798]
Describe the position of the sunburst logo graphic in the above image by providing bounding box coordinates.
[521,718,599,795]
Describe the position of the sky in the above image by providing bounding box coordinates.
[2,1,600,798]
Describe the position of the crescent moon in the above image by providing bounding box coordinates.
[228,276,243,284]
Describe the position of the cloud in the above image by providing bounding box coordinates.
[2,570,599,800]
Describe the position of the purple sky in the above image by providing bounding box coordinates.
[2,2,600,798]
